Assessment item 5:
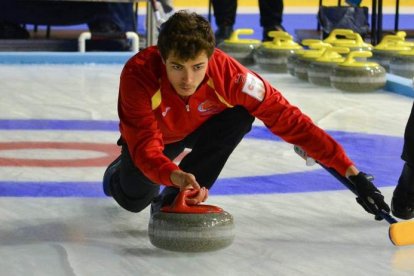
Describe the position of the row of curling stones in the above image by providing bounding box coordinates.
[148,189,235,252]
[289,46,386,92]
[217,28,302,72]
[288,29,373,80]
[323,30,414,79]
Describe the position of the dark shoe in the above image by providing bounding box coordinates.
[391,193,414,220]
[102,155,121,196]
[150,186,179,215]
[391,163,414,220]
[0,21,30,39]
[262,25,286,42]
[215,25,233,45]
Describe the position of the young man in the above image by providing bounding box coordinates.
[103,11,390,220]
[392,102,414,220]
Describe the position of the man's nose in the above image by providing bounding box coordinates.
[182,69,193,83]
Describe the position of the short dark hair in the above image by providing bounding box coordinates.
[157,10,215,61]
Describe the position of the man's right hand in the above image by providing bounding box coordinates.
[170,170,208,205]
[348,172,390,220]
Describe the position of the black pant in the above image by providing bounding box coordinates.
[111,106,255,213]
[402,102,414,165]
[211,0,283,28]
[394,101,414,194]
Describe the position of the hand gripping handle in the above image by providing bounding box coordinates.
[161,189,223,214]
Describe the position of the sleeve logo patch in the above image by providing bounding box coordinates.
[241,73,265,101]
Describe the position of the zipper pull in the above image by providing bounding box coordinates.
[185,104,190,112]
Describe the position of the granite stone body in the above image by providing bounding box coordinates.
[294,56,315,81]
[254,47,296,73]
[370,49,399,72]
[331,65,386,92]
[218,43,259,66]
[217,29,261,67]
[287,54,300,76]
[308,61,338,86]
[390,54,414,79]
[148,211,235,252]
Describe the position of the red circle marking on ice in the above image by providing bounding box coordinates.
[0,142,119,167]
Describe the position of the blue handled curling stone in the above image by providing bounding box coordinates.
[148,190,235,252]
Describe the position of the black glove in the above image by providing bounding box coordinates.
[348,172,390,221]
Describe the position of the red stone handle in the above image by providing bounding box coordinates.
[161,189,223,214]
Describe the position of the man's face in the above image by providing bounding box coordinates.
[164,51,209,98]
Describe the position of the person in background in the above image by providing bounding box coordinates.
[211,0,284,44]
[103,10,390,223]
[158,0,175,18]
[392,102,414,220]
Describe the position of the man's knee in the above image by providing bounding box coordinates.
[218,106,255,139]
[233,106,255,132]
[111,180,159,213]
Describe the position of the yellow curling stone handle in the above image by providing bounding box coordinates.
[224,28,261,45]
[340,51,380,67]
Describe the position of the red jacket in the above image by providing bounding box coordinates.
[118,46,353,186]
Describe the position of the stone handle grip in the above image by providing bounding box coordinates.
[161,189,223,214]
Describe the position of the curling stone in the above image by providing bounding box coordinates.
[389,49,414,79]
[217,28,261,66]
[371,32,412,72]
[148,190,235,252]
[331,51,386,92]
[323,29,354,44]
[287,39,322,77]
[325,29,373,52]
[254,31,302,73]
[294,41,331,81]
[287,49,304,77]
[307,47,349,87]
